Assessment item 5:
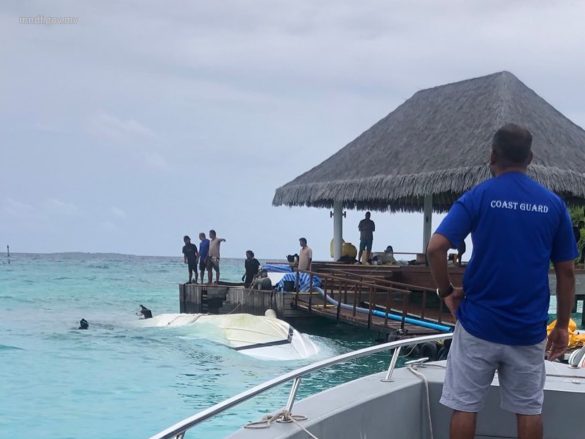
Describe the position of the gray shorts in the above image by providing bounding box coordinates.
[440,322,546,415]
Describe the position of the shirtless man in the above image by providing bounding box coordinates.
[207,229,226,284]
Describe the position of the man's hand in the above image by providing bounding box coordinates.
[443,287,464,319]
[546,326,569,361]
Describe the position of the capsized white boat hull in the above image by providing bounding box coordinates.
[138,312,319,361]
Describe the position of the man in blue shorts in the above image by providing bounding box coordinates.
[198,232,210,284]
[427,124,577,439]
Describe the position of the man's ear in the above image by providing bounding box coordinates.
[489,149,497,166]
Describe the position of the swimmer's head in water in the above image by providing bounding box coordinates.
[79,318,89,330]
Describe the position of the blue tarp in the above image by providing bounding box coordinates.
[262,263,292,273]
[275,272,321,292]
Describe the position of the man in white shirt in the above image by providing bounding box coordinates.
[298,237,312,271]
[208,229,226,284]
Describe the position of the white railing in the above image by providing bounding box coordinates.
[150,332,453,439]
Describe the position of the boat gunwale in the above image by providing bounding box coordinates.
[149,332,453,439]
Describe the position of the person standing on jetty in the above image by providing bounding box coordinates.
[427,124,577,439]
[357,211,375,263]
[182,235,199,284]
[208,230,226,284]
[298,237,312,271]
[242,250,260,288]
[198,232,210,284]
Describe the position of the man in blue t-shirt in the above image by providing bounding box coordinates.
[427,124,577,439]
[198,232,210,284]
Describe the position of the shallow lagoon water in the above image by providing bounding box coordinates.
[0,253,391,439]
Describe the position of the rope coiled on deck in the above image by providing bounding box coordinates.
[245,409,318,438]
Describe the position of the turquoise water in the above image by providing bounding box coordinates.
[0,253,389,439]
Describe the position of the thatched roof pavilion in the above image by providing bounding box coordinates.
[273,71,585,213]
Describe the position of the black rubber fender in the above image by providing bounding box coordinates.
[420,342,438,361]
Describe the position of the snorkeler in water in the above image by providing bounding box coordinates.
[137,305,153,319]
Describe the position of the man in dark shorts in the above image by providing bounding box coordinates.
[182,235,199,284]
[198,232,210,283]
[358,211,375,263]
[428,124,577,439]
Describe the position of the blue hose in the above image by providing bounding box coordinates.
[312,287,453,333]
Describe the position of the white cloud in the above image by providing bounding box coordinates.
[2,198,36,218]
[143,151,170,171]
[88,111,154,144]
[100,221,118,232]
[42,198,79,216]
[110,206,127,219]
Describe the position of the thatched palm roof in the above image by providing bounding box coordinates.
[273,71,585,212]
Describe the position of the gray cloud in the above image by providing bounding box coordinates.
[1,0,584,257]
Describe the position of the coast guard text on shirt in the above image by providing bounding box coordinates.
[490,200,549,213]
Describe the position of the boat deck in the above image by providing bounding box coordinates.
[227,360,585,439]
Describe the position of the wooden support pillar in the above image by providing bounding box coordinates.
[423,194,433,253]
[333,201,343,261]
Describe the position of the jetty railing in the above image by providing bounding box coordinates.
[149,332,453,439]
[293,269,452,331]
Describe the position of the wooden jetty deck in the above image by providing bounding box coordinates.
[179,262,585,339]
[288,267,456,338]
[178,263,460,340]
[294,295,449,337]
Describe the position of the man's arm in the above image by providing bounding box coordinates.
[547,260,575,360]
[427,233,452,292]
[427,233,464,317]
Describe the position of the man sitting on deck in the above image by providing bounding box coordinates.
[252,269,272,290]
[427,124,577,439]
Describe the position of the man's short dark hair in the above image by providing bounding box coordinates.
[184,235,190,241]
[299,237,307,245]
[493,124,533,165]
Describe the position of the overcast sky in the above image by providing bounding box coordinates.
[2,0,585,259]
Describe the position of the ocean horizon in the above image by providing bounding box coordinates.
[0,252,386,439]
